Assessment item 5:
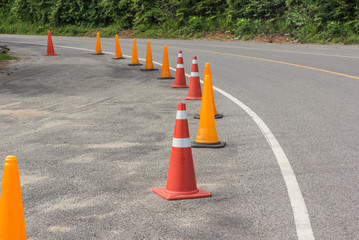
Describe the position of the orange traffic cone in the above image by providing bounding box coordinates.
[45,31,56,56]
[171,51,188,88]
[192,74,226,148]
[158,45,174,79]
[153,103,212,200]
[93,32,104,55]
[113,34,125,59]
[0,156,27,240]
[194,63,223,119]
[184,56,202,100]
[128,38,142,66]
[141,40,158,71]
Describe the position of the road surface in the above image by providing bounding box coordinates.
[0,34,358,240]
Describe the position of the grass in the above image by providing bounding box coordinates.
[344,34,359,44]
[0,52,17,62]
[1,19,359,44]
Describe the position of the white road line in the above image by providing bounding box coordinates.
[4,35,359,59]
[4,40,315,240]
[212,87,315,240]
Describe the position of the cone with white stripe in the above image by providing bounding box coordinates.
[184,56,202,100]
[171,51,188,88]
[152,103,212,200]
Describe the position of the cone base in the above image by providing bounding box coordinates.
[152,187,212,200]
[45,53,57,56]
[171,85,189,88]
[140,68,159,71]
[128,63,143,66]
[194,113,223,119]
[157,76,175,79]
[93,53,105,55]
[113,57,125,59]
[191,141,226,148]
[184,96,202,100]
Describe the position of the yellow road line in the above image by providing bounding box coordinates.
[49,37,359,80]
[161,46,359,80]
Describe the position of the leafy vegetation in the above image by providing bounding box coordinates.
[1,0,358,43]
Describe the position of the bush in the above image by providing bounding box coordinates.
[0,0,358,43]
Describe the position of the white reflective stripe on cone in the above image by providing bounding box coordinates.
[192,60,198,64]
[177,64,184,68]
[176,110,187,120]
[172,138,191,148]
[191,72,199,77]
[178,54,183,57]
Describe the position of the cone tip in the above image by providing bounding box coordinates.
[5,155,17,163]
[179,50,182,53]
[178,102,186,110]
[193,56,197,60]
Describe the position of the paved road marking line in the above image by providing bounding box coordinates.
[213,87,314,240]
[148,40,359,59]
[164,46,359,80]
[5,41,315,240]
[44,36,359,59]
[5,38,358,80]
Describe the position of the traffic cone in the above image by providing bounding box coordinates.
[192,74,226,148]
[141,40,158,71]
[194,63,223,119]
[128,38,142,66]
[158,45,174,79]
[45,31,56,56]
[170,51,188,88]
[0,156,27,240]
[113,34,125,59]
[184,56,202,100]
[153,103,212,200]
[93,32,104,55]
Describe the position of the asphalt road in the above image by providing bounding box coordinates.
[0,34,358,240]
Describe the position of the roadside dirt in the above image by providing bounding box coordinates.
[117,29,135,38]
[203,31,294,43]
[0,55,19,75]
[203,32,234,40]
[252,34,294,43]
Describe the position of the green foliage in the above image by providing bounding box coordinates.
[1,0,358,43]
[0,53,17,62]
[345,34,359,44]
